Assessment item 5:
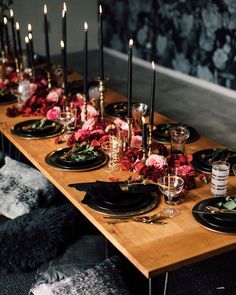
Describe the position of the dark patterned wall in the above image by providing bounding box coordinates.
[101,0,236,90]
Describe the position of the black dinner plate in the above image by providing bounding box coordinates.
[152,123,200,143]
[87,192,160,213]
[57,149,99,166]
[0,91,17,104]
[191,148,236,175]
[45,147,107,171]
[192,197,236,234]
[11,119,64,139]
[105,101,150,118]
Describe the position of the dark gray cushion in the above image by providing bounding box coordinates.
[30,256,131,295]
[0,157,56,218]
[0,204,83,273]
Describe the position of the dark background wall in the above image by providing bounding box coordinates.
[101,0,236,90]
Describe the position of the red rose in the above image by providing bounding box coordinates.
[133,161,145,174]
[120,157,132,171]
[54,136,62,144]
[90,139,100,147]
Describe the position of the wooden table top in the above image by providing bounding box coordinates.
[0,82,235,278]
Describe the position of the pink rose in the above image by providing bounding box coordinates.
[131,135,142,150]
[46,90,60,103]
[29,83,37,94]
[178,165,195,177]
[145,154,167,169]
[46,106,61,121]
[80,105,98,122]
[114,118,128,131]
[74,129,90,141]
[82,118,96,130]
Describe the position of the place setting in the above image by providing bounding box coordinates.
[192,161,236,234]
[11,118,64,139]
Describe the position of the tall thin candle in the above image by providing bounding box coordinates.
[15,22,22,56]
[28,32,34,67]
[142,116,148,149]
[25,36,31,68]
[10,9,17,58]
[83,22,88,99]
[62,3,67,52]
[60,40,68,97]
[0,19,4,53]
[44,4,51,71]
[149,61,156,125]
[3,17,10,56]
[127,39,133,118]
[98,5,104,80]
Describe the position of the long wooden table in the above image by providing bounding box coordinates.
[0,84,235,279]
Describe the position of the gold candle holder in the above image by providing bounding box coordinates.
[15,57,20,75]
[142,147,147,162]
[127,117,132,148]
[98,78,107,121]
[47,71,52,89]
[148,123,153,155]
[83,94,88,121]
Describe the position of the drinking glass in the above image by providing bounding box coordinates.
[101,136,121,172]
[170,126,190,155]
[63,105,78,133]
[59,111,76,139]
[157,175,184,218]
[211,161,230,197]
[12,80,32,107]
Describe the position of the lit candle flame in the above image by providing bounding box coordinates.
[16,22,19,30]
[25,36,29,43]
[60,40,64,48]
[84,22,88,31]
[28,32,32,40]
[3,17,7,25]
[99,4,102,14]
[152,61,155,70]
[10,9,14,17]
[44,4,47,14]
[28,24,32,32]
[63,2,67,12]
[129,39,133,47]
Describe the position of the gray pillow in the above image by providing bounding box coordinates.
[30,256,131,295]
[0,157,56,218]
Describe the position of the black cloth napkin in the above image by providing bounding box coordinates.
[68,181,158,205]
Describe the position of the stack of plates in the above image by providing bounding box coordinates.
[192,197,236,234]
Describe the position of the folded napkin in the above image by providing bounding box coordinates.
[68,181,158,205]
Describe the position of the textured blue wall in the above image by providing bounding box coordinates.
[101,0,236,90]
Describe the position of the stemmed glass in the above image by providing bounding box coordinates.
[101,136,121,172]
[59,111,76,139]
[157,175,184,218]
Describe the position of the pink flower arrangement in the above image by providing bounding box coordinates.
[145,154,167,169]
[114,118,128,131]
[82,118,96,130]
[46,106,61,121]
[46,89,62,103]
[131,135,142,150]
[80,105,98,122]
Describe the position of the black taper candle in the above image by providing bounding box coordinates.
[62,3,66,53]
[0,20,4,53]
[44,4,51,71]
[10,9,17,58]
[3,17,10,56]
[98,5,104,81]
[127,39,133,118]
[149,61,156,125]
[25,36,31,68]
[60,40,68,97]
[28,32,34,68]
[142,117,148,149]
[15,22,22,56]
[83,22,88,99]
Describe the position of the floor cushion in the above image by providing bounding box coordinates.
[0,203,83,274]
[0,156,56,218]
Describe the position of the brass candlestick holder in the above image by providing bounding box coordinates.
[47,71,52,89]
[142,147,148,162]
[148,123,153,155]
[15,58,20,75]
[83,94,88,121]
[97,78,108,121]
[127,117,132,148]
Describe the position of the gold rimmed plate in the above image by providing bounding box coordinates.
[0,91,17,105]
[105,101,150,118]
[45,147,108,171]
[88,193,160,216]
[192,198,236,234]
[152,123,200,144]
[11,119,64,139]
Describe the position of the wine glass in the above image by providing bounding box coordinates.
[101,136,121,172]
[11,80,32,107]
[59,111,76,139]
[157,175,184,218]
